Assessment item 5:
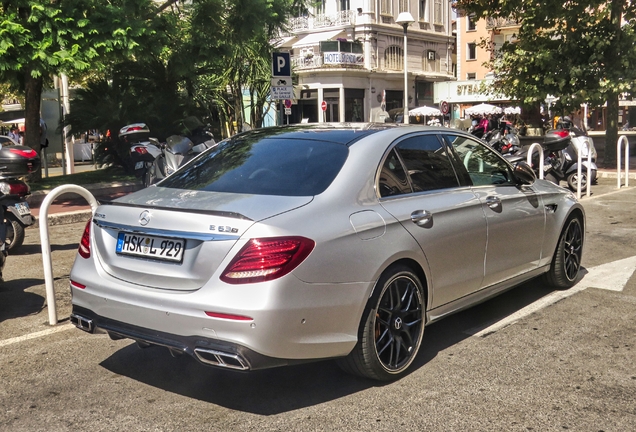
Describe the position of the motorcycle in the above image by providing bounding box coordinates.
[146,119,216,185]
[120,123,162,188]
[0,143,40,253]
[554,119,598,191]
[487,121,521,155]
[146,133,216,185]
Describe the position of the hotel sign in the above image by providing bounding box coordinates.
[323,52,364,66]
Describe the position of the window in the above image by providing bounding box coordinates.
[419,0,427,21]
[467,15,476,31]
[159,136,350,196]
[395,135,459,192]
[467,72,476,80]
[385,46,404,71]
[467,43,477,60]
[339,0,350,11]
[381,0,391,15]
[378,149,411,197]
[433,0,443,24]
[442,135,515,187]
[316,0,326,14]
[399,0,408,13]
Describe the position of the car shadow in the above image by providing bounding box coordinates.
[0,278,45,323]
[12,242,79,256]
[99,274,582,415]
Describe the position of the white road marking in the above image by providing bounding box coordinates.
[0,322,73,348]
[470,255,636,337]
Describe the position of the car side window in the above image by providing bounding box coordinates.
[395,135,460,192]
[378,148,412,197]
[443,134,516,186]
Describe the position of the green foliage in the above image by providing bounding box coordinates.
[456,0,636,165]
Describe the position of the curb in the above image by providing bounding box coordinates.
[33,209,93,229]
[597,170,636,179]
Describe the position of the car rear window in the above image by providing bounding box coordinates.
[158,135,349,196]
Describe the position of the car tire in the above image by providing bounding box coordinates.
[337,265,425,381]
[543,216,583,289]
[5,215,24,252]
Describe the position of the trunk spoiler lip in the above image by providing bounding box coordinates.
[93,218,240,241]
[98,199,253,221]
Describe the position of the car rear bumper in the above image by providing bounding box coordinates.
[71,305,311,371]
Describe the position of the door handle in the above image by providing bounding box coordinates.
[485,196,501,210]
[410,210,433,227]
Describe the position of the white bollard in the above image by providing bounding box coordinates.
[617,136,630,189]
[526,143,544,179]
[39,185,98,325]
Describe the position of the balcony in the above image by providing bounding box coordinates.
[289,10,356,32]
[486,16,520,29]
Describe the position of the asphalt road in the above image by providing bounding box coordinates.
[1,178,635,431]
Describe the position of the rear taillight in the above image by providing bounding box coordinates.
[9,148,37,158]
[0,181,29,195]
[553,130,570,139]
[133,146,148,155]
[221,237,315,284]
[78,219,92,259]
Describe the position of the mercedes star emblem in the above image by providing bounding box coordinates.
[139,210,151,226]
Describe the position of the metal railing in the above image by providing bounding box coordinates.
[576,146,592,199]
[617,135,630,189]
[289,10,355,31]
[39,185,98,325]
[526,143,544,179]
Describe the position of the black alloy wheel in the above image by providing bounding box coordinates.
[544,216,583,288]
[337,265,425,380]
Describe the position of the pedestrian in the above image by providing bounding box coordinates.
[8,126,20,143]
[39,117,48,149]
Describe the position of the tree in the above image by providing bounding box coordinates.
[456,0,636,166]
[0,0,158,179]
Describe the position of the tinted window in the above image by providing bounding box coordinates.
[378,149,411,197]
[159,136,348,196]
[395,135,459,192]
[443,134,515,186]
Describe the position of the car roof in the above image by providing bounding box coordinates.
[232,123,399,146]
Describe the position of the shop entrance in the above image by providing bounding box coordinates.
[325,98,339,122]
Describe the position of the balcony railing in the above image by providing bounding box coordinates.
[289,10,356,31]
[486,16,521,29]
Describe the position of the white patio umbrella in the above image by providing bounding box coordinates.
[0,117,25,125]
[504,106,521,115]
[409,106,442,117]
[465,103,502,116]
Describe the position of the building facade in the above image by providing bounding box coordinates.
[278,0,455,123]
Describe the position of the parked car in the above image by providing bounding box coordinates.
[69,123,585,381]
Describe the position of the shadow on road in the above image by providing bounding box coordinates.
[0,278,45,323]
[12,242,79,256]
[98,276,575,414]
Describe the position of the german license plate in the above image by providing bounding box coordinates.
[14,202,30,216]
[116,232,185,262]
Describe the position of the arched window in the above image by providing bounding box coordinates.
[385,46,404,71]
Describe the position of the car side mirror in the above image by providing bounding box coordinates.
[513,161,536,185]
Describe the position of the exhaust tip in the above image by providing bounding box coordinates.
[70,313,93,333]
[194,347,249,370]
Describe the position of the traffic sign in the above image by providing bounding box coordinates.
[284,108,292,115]
[441,101,449,115]
[284,99,292,109]
[321,101,327,111]
[272,52,291,77]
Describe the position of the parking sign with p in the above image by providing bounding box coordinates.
[272,52,291,77]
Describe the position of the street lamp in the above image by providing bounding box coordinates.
[396,12,415,124]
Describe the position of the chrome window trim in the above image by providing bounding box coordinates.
[93,219,240,241]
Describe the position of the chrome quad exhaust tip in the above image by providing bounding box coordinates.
[194,347,250,370]
[70,314,94,333]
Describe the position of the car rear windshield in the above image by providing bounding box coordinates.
[158,134,349,196]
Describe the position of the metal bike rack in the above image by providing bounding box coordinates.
[576,146,592,199]
[617,135,630,189]
[39,185,98,325]
[526,143,544,179]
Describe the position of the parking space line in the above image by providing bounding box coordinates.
[0,323,73,348]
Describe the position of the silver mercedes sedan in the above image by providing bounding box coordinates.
[70,123,584,381]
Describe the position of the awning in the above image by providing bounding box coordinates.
[292,30,343,47]
[274,36,298,48]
